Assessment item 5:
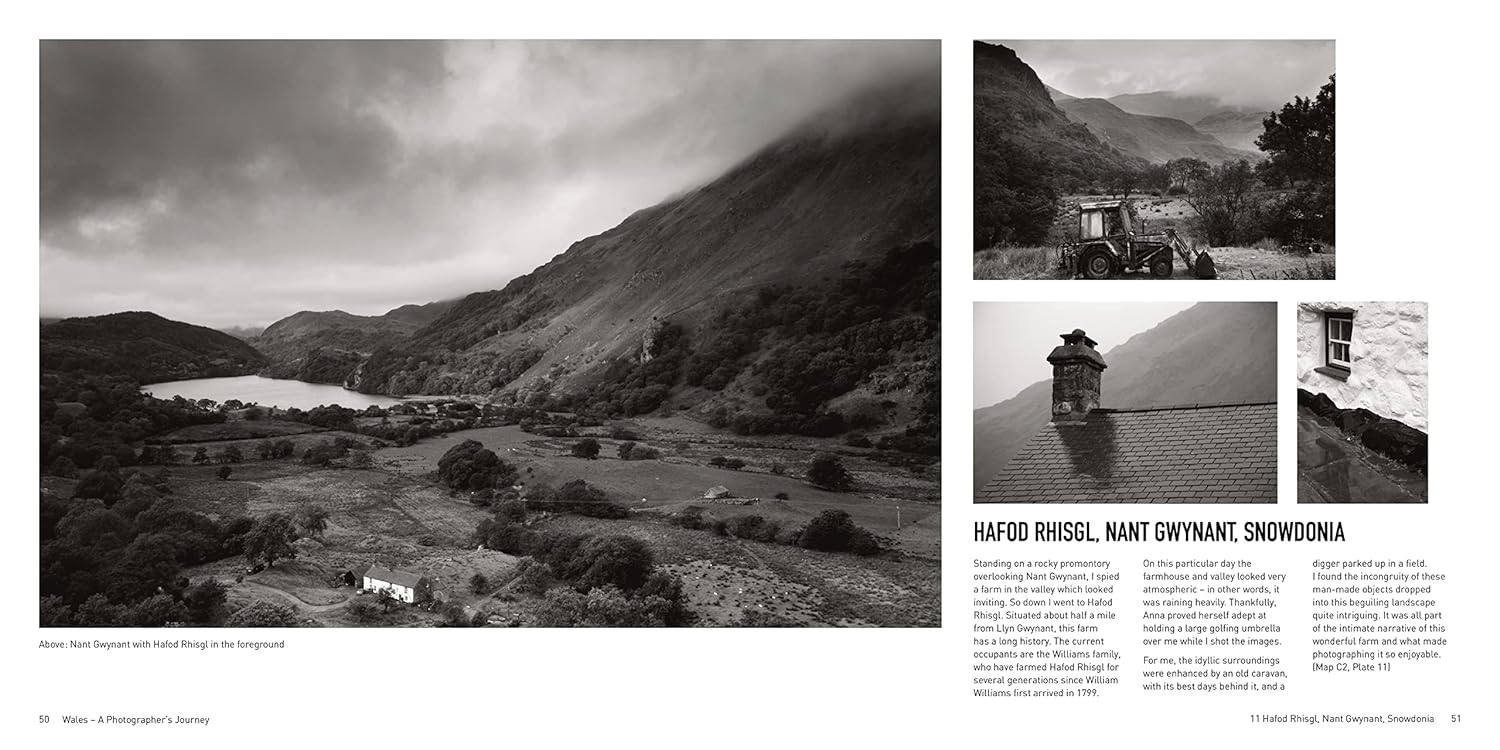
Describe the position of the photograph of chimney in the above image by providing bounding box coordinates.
[1297,302,1428,503]
[974,302,1277,503]
[973,40,1335,281]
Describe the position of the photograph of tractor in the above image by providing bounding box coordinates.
[1058,199,1216,280]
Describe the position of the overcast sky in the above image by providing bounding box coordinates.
[974,301,1195,408]
[41,40,937,328]
[1002,40,1334,109]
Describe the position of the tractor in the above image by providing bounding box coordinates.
[1058,199,1213,279]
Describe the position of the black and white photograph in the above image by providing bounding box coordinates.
[1297,302,1428,503]
[974,302,1276,503]
[39,40,941,628]
[973,40,1335,280]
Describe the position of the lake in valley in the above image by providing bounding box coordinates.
[142,375,403,411]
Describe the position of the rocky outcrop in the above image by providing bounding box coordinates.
[1298,388,1427,472]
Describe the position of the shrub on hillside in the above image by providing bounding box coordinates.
[798,509,879,555]
[437,439,519,492]
[571,438,601,459]
[806,453,854,491]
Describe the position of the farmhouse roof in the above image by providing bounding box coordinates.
[705,485,730,497]
[363,563,427,589]
[976,402,1276,504]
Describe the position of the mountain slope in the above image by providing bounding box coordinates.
[337,74,940,440]
[254,300,454,383]
[40,311,269,384]
[1108,91,1235,126]
[1057,98,1256,164]
[1195,110,1271,153]
[974,41,1145,189]
[973,41,1146,247]
[973,302,1276,491]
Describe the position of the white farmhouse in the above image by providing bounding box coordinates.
[361,564,432,604]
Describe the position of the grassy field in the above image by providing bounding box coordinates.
[153,419,325,444]
[975,194,1336,280]
[975,244,1334,280]
[166,418,939,627]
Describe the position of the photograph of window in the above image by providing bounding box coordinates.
[1325,312,1352,370]
[1297,302,1427,503]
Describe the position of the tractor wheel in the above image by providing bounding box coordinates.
[1081,250,1113,280]
[1150,256,1172,278]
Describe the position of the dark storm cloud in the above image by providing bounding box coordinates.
[1003,40,1334,109]
[41,40,446,234]
[40,40,936,327]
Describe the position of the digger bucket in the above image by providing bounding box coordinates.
[1194,251,1217,279]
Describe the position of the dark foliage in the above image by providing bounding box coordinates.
[39,470,260,625]
[806,453,854,491]
[798,509,880,555]
[1257,76,1335,186]
[41,372,227,472]
[41,311,267,384]
[437,439,520,492]
[571,438,601,459]
[526,479,629,519]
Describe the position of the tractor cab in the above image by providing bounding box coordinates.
[1077,199,1134,240]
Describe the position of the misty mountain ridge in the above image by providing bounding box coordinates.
[972,302,1276,491]
[62,74,940,444]
[1057,97,1257,164]
[1105,91,1257,125]
[337,73,940,439]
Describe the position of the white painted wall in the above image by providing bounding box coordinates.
[363,576,415,603]
[1296,301,1428,431]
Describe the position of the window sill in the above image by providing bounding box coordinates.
[1315,365,1350,382]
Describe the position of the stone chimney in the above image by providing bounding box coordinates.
[1047,329,1107,422]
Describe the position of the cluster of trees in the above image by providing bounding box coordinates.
[542,244,937,449]
[692,244,939,442]
[562,323,689,418]
[300,436,369,467]
[471,502,691,626]
[1254,75,1335,244]
[279,404,360,431]
[524,479,629,519]
[39,465,316,626]
[806,453,854,491]
[437,439,520,492]
[41,372,227,472]
[670,506,880,557]
[615,441,660,460]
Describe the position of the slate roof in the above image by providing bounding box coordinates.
[363,564,428,589]
[976,402,1276,504]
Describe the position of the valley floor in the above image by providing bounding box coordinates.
[60,418,940,627]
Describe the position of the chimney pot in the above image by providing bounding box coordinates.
[1047,328,1107,421]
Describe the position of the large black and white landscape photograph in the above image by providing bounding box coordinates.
[974,40,1334,280]
[40,41,941,627]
